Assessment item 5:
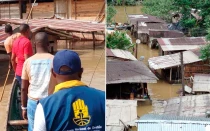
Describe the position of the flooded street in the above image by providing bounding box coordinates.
[114,6,181,117]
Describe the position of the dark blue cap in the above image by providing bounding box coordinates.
[53,50,81,75]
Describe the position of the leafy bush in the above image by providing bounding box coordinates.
[106,31,134,51]
[108,0,138,6]
[200,44,210,64]
[106,6,117,24]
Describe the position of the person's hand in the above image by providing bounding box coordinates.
[22,110,28,120]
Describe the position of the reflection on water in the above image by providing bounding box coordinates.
[114,6,181,117]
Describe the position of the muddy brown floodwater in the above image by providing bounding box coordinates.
[114,6,181,117]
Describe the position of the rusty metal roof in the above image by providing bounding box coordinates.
[107,61,158,84]
[193,74,210,93]
[0,19,105,32]
[106,48,137,61]
[137,23,184,38]
[158,37,207,52]
[152,94,210,117]
[0,25,42,46]
[148,50,201,70]
[128,14,166,24]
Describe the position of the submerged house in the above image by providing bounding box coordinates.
[157,37,207,56]
[136,114,210,131]
[0,19,105,53]
[128,14,184,45]
[107,60,158,100]
[148,49,210,84]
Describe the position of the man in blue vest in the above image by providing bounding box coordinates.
[33,50,105,131]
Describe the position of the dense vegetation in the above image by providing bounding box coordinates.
[107,0,142,6]
[106,6,117,24]
[106,31,134,51]
[142,0,210,38]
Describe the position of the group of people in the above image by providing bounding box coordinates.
[4,24,105,131]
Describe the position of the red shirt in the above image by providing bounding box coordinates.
[12,36,33,76]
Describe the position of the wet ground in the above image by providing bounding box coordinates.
[114,6,181,117]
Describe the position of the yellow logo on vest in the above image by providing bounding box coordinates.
[73,99,91,126]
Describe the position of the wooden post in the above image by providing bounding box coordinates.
[170,68,172,81]
[135,44,138,58]
[54,0,56,17]
[120,84,121,99]
[180,52,185,96]
[74,0,77,20]
[8,2,10,19]
[19,0,23,19]
[66,0,69,19]
[29,0,32,19]
[92,32,96,50]
[141,83,144,97]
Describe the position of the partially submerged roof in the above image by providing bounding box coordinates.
[152,94,210,117]
[0,18,105,33]
[128,14,166,24]
[193,74,210,93]
[137,114,210,131]
[107,61,158,84]
[0,25,42,45]
[148,50,201,70]
[106,48,137,61]
[106,100,137,131]
[158,37,207,52]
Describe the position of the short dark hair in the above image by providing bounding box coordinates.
[35,32,49,47]
[5,24,12,34]
[19,24,30,34]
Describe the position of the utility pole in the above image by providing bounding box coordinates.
[180,52,185,96]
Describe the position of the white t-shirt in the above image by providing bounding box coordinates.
[22,53,54,99]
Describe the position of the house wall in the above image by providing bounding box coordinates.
[23,2,54,19]
[71,0,105,21]
[0,3,20,19]
[184,61,210,78]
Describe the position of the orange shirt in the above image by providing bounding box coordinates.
[4,33,21,53]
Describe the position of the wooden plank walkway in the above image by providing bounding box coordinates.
[0,78,15,131]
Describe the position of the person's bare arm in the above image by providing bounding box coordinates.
[11,53,16,71]
[21,79,29,119]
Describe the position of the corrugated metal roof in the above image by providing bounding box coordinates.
[106,100,137,128]
[158,37,207,52]
[128,14,166,24]
[140,114,210,121]
[137,114,210,131]
[193,74,210,92]
[152,94,210,117]
[148,50,201,70]
[0,25,42,46]
[107,61,158,84]
[0,18,105,33]
[106,48,137,61]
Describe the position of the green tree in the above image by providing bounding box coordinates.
[142,0,177,22]
[200,44,210,64]
[106,6,117,24]
[106,31,134,51]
